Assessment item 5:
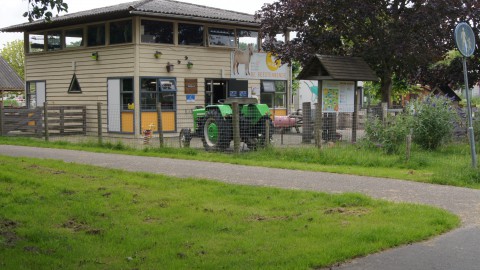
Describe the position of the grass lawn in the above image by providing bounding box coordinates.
[0,155,459,269]
[1,137,480,189]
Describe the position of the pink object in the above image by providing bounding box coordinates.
[274,116,296,128]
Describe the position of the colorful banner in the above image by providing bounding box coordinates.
[322,80,355,113]
[231,50,289,80]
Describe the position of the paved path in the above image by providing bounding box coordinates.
[1,145,479,270]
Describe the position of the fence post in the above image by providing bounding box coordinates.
[302,102,312,143]
[406,133,412,161]
[44,102,49,142]
[265,117,270,148]
[60,107,65,135]
[314,102,322,149]
[232,102,240,153]
[382,102,388,126]
[352,85,359,143]
[97,102,103,144]
[0,101,4,136]
[157,102,164,147]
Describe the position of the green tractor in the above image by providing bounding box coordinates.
[180,98,274,151]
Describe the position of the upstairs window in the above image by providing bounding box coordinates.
[237,29,259,51]
[29,33,44,52]
[47,31,62,51]
[178,23,204,46]
[208,27,235,47]
[65,28,84,48]
[141,20,174,44]
[110,20,132,45]
[87,24,105,47]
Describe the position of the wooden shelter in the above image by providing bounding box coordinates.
[297,55,377,143]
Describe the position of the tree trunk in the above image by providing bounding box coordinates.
[380,73,393,107]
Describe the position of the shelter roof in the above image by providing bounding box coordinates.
[297,55,378,82]
[0,57,23,91]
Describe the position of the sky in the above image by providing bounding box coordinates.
[0,0,275,49]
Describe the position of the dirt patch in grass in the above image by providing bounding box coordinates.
[62,219,102,235]
[323,207,370,217]
[0,218,21,247]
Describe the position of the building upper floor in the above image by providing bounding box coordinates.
[0,0,287,56]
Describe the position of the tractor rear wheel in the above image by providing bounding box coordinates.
[202,110,232,151]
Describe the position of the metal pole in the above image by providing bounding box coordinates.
[44,102,49,142]
[157,102,164,148]
[462,57,477,168]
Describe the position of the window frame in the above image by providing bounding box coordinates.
[140,19,174,44]
[87,23,106,47]
[28,32,46,53]
[109,19,133,45]
[64,27,85,49]
[208,27,236,47]
[178,23,205,46]
[260,80,287,108]
[236,29,259,51]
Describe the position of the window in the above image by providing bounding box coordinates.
[110,20,132,45]
[65,28,84,48]
[141,20,173,44]
[68,74,82,93]
[140,78,176,111]
[261,80,286,108]
[47,31,62,51]
[29,33,44,52]
[140,78,157,111]
[178,23,204,46]
[87,24,105,46]
[208,27,235,47]
[237,29,258,51]
[121,78,133,110]
[26,81,45,108]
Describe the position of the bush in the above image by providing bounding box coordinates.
[408,95,457,150]
[363,114,411,154]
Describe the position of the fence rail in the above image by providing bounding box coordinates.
[0,102,86,137]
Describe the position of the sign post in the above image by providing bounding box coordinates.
[455,22,477,168]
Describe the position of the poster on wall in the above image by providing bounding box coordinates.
[231,50,288,80]
[322,80,355,113]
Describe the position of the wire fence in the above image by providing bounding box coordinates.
[0,100,473,152]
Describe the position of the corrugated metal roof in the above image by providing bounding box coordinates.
[1,0,258,33]
[297,55,378,82]
[0,57,24,91]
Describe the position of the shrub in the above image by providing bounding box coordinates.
[408,95,457,150]
[363,114,411,154]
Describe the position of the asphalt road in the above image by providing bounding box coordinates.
[1,145,479,270]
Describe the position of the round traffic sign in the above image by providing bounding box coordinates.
[455,22,476,57]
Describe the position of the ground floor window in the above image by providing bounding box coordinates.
[261,80,286,108]
[140,77,177,132]
[26,81,46,108]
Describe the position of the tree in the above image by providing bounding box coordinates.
[1,40,25,80]
[24,0,68,22]
[256,0,476,106]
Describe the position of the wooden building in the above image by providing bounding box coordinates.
[1,0,291,136]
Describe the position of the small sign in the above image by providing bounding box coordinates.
[229,91,238,97]
[185,79,198,94]
[455,22,476,57]
[186,94,196,103]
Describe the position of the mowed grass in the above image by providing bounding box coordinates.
[0,156,459,269]
[1,137,479,189]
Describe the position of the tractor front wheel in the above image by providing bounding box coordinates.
[202,110,232,151]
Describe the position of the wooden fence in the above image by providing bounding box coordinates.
[0,102,86,137]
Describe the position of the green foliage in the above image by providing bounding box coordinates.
[363,75,421,105]
[409,95,458,150]
[0,156,459,269]
[1,40,24,80]
[474,117,480,143]
[24,0,68,22]
[2,99,19,107]
[363,114,411,154]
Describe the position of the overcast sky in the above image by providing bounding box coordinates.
[0,0,274,49]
